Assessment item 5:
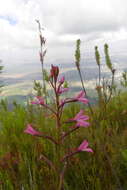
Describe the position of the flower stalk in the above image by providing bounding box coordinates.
[36,20,47,100]
[75,39,93,115]
[24,65,93,189]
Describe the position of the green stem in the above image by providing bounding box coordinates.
[78,68,93,115]
[105,72,115,106]
[99,64,101,86]
[58,162,67,190]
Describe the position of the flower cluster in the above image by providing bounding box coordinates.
[24,65,93,189]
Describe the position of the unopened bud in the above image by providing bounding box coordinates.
[50,65,59,82]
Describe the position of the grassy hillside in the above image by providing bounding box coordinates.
[0,91,127,189]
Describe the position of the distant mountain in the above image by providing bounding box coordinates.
[2,72,42,86]
[0,58,123,100]
[7,95,29,104]
[2,65,111,86]
[0,94,34,110]
[62,68,110,81]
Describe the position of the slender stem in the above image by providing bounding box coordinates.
[43,104,57,116]
[36,20,47,101]
[58,162,67,190]
[41,59,46,91]
[54,80,62,174]
[61,150,79,162]
[39,154,56,171]
[61,126,79,141]
[106,72,115,104]
[37,134,58,145]
[104,153,123,190]
[40,43,47,104]
[102,77,108,103]
[99,65,101,86]
[56,93,61,157]
[54,82,61,136]
[49,80,55,90]
[54,81,67,190]
[78,68,93,115]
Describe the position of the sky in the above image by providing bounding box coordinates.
[0,0,127,74]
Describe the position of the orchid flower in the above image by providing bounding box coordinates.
[57,76,69,95]
[57,87,69,95]
[69,110,89,127]
[61,140,93,162]
[74,91,89,104]
[24,125,58,144]
[59,91,88,108]
[58,76,65,84]
[78,140,93,153]
[24,124,42,136]
[50,65,59,82]
[60,99,66,107]
[31,96,45,105]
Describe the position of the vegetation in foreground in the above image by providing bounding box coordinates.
[0,27,127,189]
[1,84,127,189]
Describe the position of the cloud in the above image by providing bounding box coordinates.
[0,0,127,69]
[64,0,127,34]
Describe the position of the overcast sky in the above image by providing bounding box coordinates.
[0,0,127,73]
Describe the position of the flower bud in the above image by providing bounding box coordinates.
[50,65,59,82]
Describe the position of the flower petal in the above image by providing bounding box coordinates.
[75,91,85,99]
[24,124,41,136]
[31,96,45,105]
[78,98,89,104]
[57,87,69,94]
[78,140,88,151]
[76,120,90,127]
[59,76,65,84]
[78,140,93,153]
[84,148,93,153]
[74,110,84,119]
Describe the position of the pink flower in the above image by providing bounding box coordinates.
[31,96,45,105]
[61,140,93,162]
[60,99,66,107]
[74,91,88,104]
[59,91,88,107]
[57,87,69,95]
[78,140,93,153]
[24,124,42,136]
[50,65,59,82]
[70,110,89,127]
[58,76,65,84]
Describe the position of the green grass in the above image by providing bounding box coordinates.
[0,92,127,189]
